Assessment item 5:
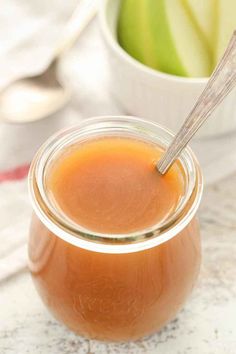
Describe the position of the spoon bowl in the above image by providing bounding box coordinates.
[0,62,71,124]
[0,0,97,124]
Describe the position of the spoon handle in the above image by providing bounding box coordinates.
[157,31,236,175]
[53,0,98,59]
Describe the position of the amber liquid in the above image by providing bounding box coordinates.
[28,137,201,341]
[47,137,184,233]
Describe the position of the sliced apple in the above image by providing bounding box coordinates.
[182,0,216,52]
[148,0,211,77]
[117,0,211,77]
[215,0,236,64]
[117,0,158,69]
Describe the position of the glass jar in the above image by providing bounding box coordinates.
[28,116,203,342]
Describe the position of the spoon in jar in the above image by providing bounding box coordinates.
[0,0,98,124]
[157,31,236,175]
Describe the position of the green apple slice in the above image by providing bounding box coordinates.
[215,0,236,64]
[148,0,211,77]
[117,0,158,69]
[182,0,216,52]
[118,0,211,77]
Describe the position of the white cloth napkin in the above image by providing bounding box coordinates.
[1,0,236,282]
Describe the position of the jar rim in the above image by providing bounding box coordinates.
[28,116,203,254]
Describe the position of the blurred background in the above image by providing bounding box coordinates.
[0,0,122,171]
[1,0,236,180]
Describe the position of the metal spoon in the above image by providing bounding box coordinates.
[0,0,97,124]
[157,31,236,175]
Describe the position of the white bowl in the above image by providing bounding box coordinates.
[99,0,236,138]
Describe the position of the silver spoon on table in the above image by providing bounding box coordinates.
[0,0,98,124]
[157,31,236,175]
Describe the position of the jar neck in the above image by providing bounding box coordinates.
[29,116,203,254]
